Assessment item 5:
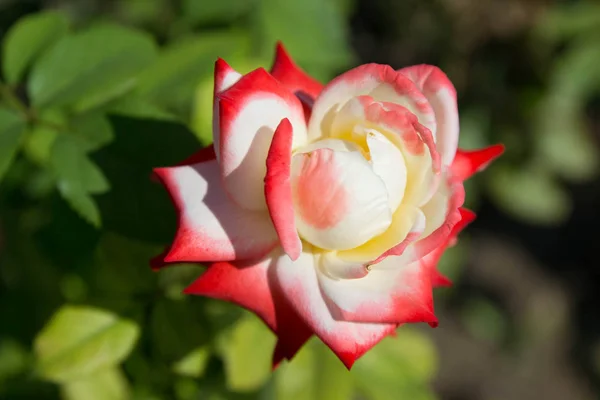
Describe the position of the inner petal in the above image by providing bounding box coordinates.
[291,148,392,250]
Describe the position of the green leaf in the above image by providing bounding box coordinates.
[461,297,508,344]
[353,328,438,400]
[2,11,69,84]
[173,346,210,378]
[92,116,200,242]
[275,339,353,400]
[50,135,110,227]
[28,23,157,109]
[534,40,600,182]
[219,313,276,392]
[0,107,26,182]
[256,0,352,81]
[535,3,600,42]
[51,135,109,195]
[487,164,572,225]
[275,341,316,400]
[22,109,65,166]
[34,305,140,383]
[70,112,114,152]
[136,32,248,110]
[182,0,256,24]
[150,299,209,362]
[61,367,130,400]
[56,186,102,228]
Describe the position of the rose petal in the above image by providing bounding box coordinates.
[331,96,440,208]
[212,59,242,163]
[265,118,302,260]
[273,246,397,369]
[366,129,407,211]
[399,65,459,166]
[154,159,278,262]
[218,68,307,211]
[270,42,323,101]
[184,257,313,366]
[317,253,437,325]
[451,144,505,181]
[308,64,436,142]
[423,207,476,288]
[291,148,392,250]
[336,206,426,264]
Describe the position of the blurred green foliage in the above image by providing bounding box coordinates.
[0,0,598,399]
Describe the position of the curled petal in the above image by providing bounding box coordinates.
[399,65,459,166]
[336,206,424,264]
[309,64,436,141]
[218,68,307,211]
[291,148,392,250]
[270,42,324,101]
[402,180,466,264]
[265,118,302,260]
[317,254,437,325]
[423,208,476,288]
[273,246,397,369]
[451,144,505,181]
[366,130,407,211]
[212,59,242,162]
[153,160,278,263]
[332,96,441,207]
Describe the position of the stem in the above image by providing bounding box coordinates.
[0,83,30,119]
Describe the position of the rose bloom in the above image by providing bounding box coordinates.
[152,43,503,369]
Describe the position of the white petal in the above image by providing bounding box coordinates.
[365,129,407,211]
[291,148,392,250]
[218,68,307,211]
[154,160,278,262]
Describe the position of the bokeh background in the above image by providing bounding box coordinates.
[1,0,599,399]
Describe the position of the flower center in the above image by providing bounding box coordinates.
[289,119,408,251]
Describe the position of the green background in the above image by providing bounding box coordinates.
[1,0,599,399]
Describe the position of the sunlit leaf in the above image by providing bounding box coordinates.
[256,0,352,81]
[219,313,275,392]
[353,328,438,400]
[0,107,26,182]
[34,305,140,383]
[182,0,256,24]
[136,33,248,111]
[2,11,69,84]
[61,367,130,400]
[173,346,211,378]
[28,23,157,109]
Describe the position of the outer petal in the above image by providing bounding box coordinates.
[401,180,465,264]
[399,65,459,166]
[218,68,307,211]
[154,159,278,262]
[273,246,397,369]
[317,253,437,325]
[212,59,242,163]
[451,144,505,181]
[423,207,476,288]
[265,118,302,260]
[184,258,313,365]
[291,148,392,250]
[308,64,436,141]
[270,42,323,101]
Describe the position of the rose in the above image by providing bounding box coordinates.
[152,43,503,368]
